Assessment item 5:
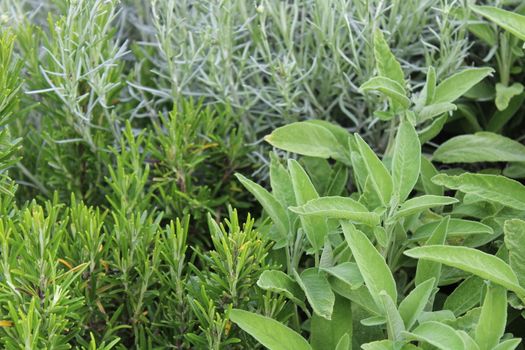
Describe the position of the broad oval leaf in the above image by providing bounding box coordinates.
[433,132,525,163]
[404,245,525,297]
[342,222,397,312]
[392,121,421,203]
[257,270,305,306]
[294,268,335,320]
[471,5,525,41]
[229,309,312,350]
[289,196,380,226]
[394,195,458,219]
[311,295,353,350]
[418,102,457,123]
[355,134,393,206]
[264,122,346,161]
[235,173,289,244]
[432,173,525,211]
[443,276,484,316]
[433,67,494,104]
[403,321,465,350]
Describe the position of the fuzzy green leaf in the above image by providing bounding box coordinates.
[235,173,289,243]
[257,270,305,306]
[354,134,393,206]
[433,67,494,104]
[399,278,436,330]
[392,121,421,203]
[289,196,380,226]
[504,219,525,287]
[288,159,328,251]
[405,245,525,297]
[394,195,458,218]
[230,309,312,350]
[403,321,465,350]
[342,222,397,312]
[374,29,405,89]
[475,284,507,350]
[361,76,410,109]
[471,5,525,41]
[432,173,525,210]
[295,268,335,320]
[433,132,525,163]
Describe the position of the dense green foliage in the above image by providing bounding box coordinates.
[0,0,525,349]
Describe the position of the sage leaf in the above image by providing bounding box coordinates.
[288,159,328,251]
[403,321,465,350]
[405,245,525,297]
[355,133,393,206]
[415,217,449,288]
[392,121,421,203]
[321,262,364,289]
[290,196,380,226]
[475,284,507,350]
[443,276,484,316]
[380,292,405,341]
[394,195,458,219]
[471,5,525,41]
[342,222,397,312]
[432,173,525,210]
[412,218,493,242]
[257,270,305,306]
[230,309,312,350]
[235,173,289,243]
[495,82,523,111]
[311,295,352,350]
[361,76,410,109]
[504,219,525,287]
[264,122,346,161]
[433,67,494,104]
[373,29,405,89]
[294,268,335,320]
[433,132,525,163]
[335,333,351,350]
[399,278,436,330]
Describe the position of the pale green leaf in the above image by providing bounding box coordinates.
[311,295,352,350]
[495,83,524,111]
[405,245,525,297]
[288,159,328,250]
[444,277,484,316]
[257,270,305,306]
[270,153,295,208]
[355,133,393,206]
[230,309,312,350]
[394,195,458,219]
[235,173,289,243]
[433,67,494,104]
[321,262,364,289]
[374,29,405,89]
[412,218,493,242]
[475,284,507,350]
[418,114,447,144]
[361,76,410,109]
[471,5,525,41]
[380,292,405,341]
[264,122,347,161]
[493,339,522,350]
[342,222,397,312]
[415,217,450,288]
[392,121,421,202]
[399,278,436,330]
[403,321,465,350]
[433,132,525,163]
[420,157,443,196]
[335,333,351,350]
[432,173,525,210]
[295,268,335,320]
[418,102,457,123]
[504,219,525,287]
[290,196,380,226]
